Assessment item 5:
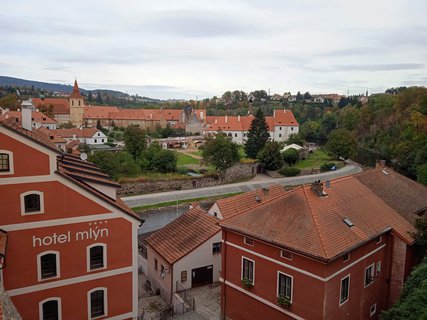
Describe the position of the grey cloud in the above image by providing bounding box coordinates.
[327,63,424,72]
[316,47,386,57]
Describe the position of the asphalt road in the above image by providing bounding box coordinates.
[122,162,363,208]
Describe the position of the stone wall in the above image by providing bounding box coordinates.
[118,162,258,196]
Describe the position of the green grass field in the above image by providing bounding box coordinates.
[176,153,200,166]
[294,149,333,170]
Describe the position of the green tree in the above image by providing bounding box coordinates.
[88,151,140,180]
[201,132,240,172]
[417,164,427,186]
[96,92,103,104]
[245,108,271,159]
[257,141,283,170]
[139,142,162,170]
[282,148,299,166]
[96,119,103,130]
[88,91,94,102]
[151,150,177,173]
[124,125,147,159]
[326,129,358,159]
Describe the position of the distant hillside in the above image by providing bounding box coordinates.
[0,76,129,98]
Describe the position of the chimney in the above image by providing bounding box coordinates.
[72,134,77,140]
[238,115,241,122]
[200,111,204,120]
[225,115,228,124]
[262,187,269,197]
[311,180,326,197]
[21,99,33,131]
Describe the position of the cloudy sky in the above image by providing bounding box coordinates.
[1,0,426,99]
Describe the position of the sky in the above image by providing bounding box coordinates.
[1,0,427,99]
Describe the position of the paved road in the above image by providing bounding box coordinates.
[122,162,362,208]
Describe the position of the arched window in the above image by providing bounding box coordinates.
[37,251,60,281]
[20,191,44,214]
[87,244,107,271]
[88,288,107,319]
[39,298,61,320]
[0,150,13,175]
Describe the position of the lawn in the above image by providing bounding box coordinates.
[176,153,200,166]
[294,149,334,170]
[190,150,203,157]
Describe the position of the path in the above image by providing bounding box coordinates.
[122,161,362,208]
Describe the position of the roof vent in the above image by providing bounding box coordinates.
[254,195,262,203]
[343,218,354,227]
[381,169,389,176]
[325,180,331,188]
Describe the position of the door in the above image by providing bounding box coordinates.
[191,265,213,288]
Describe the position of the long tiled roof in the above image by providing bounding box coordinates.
[32,98,70,114]
[221,173,417,262]
[160,109,182,121]
[53,128,100,138]
[146,207,220,264]
[354,167,427,223]
[0,111,57,124]
[84,106,120,119]
[273,109,299,126]
[216,184,287,219]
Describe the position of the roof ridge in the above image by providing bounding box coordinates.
[302,186,328,259]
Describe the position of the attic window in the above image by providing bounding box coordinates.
[244,237,254,246]
[343,218,354,227]
[280,250,293,260]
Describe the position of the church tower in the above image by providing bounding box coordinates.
[69,79,85,127]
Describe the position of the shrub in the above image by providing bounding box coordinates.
[320,162,336,172]
[277,295,292,308]
[279,167,301,177]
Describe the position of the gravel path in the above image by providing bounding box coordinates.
[122,161,362,208]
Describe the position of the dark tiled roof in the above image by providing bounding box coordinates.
[146,207,220,264]
[354,167,427,223]
[221,175,417,262]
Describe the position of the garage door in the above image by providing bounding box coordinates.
[191,265,213,288]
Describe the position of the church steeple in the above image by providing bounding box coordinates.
[70,79,82,98]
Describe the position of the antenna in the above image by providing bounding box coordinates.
[80,153,88,161]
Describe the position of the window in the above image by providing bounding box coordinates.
[88,288,107,319]
[370,303,377,317]
[21,191,44,214]
[78,101,81,106]
[291,127,294,131]
[279,127,282,130]
[212,242,222,254]
[280,250,292,260]
[154,258,158,271]
[365,264,375,287]
[181,271,187,283]
[234,133,237,137]
[242,257,254,284]
[0,153,10,172]
[161,264,165,274]
[87,244,106,271]
[279,134,282,138]
[278,272,293,301]
[38,251,60,281]
[102,139,104,143]
[40,298,61,320]
[95,139,97,143]
[340,275,350,305]
[244,237,254,246]
[376,261,381,274]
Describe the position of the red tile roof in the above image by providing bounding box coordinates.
[354,167,427,223]
[1,110,57,124]
[38,127,66,144]
[221,174,417,262]
[84,106,120,119]
[32,98,70,115]
[272,109,299,126]
[70,79,83,98]
[205,115,255,132]
[216,185,287,219]
[160,109,183,121]
[146,207,220,264]
[53,127,100,138]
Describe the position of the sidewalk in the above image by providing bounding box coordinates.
[122,162,362,208]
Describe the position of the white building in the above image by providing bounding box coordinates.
[53,128,107,145]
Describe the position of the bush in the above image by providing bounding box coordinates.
[151,150,177,173]
[320,162,336,172]
[279,167,301,177]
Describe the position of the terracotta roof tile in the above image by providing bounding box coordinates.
[273,109,299,126]
[160,109,183,121]
[221,174,417,261]
[84,106,120,119]
[32,98,70,114]
[1,110,57,124]
[146,207,220,264]
[38,127,66,144]
[70,79,83,98]
[53,127,100,138]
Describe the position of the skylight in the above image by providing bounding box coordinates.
[343,218,354,227]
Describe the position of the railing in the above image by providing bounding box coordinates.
[0,284,21,320]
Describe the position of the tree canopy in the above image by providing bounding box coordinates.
[257,141,283,170]
[325,129,358,160]
[245,108,271,159]
[202,132,240,172]
[124,125,147,159]
[282,148,299,166]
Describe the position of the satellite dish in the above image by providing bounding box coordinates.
[80,153,88,161]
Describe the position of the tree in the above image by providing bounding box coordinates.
[96,92,103,104]
[417,164,427,186]
[151,150,177,173]
[88,91,94,102]
[201,132,240,172]
[257,141,283,170]
[96,119,103,130]
[88,151,141,180]
[124,125,147,159]
[38,103,55,119]
[139,142,162,170]
[326,129,358,159]
[282,148,299,166]
[245,108,271,159]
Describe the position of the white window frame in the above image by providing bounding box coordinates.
[20,191,45,215]
[370,303,377,317]
[39,297,62,320]
[280,250,293,261]
[37,250,60,282]
[244,237,254,246]
[0,150,14,175]
[87,243,107,272]
[277,271,293,303]
[364,263,375,287]
[87,287,108,319]
[339,274,350,306]
[241,256,255,285]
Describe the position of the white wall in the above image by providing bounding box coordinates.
[207,203,223,219]
[173,232,222,292]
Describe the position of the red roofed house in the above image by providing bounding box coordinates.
[53,128,107,146]
[1,109,57,130]
[0,106,142,319]
[145,207,221,304]
[205,109,299,144]
[32,98,71,125]
[219,169,426,320]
